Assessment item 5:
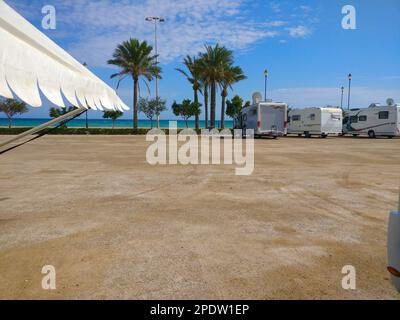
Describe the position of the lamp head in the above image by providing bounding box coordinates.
[264,69,269,77]
[348,73,352,80]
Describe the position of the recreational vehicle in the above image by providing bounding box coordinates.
[288,107,343,138]
[343,100,400,138]
[235,93,288,138]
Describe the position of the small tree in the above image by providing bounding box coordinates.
[150,97,167,128]
[103,110,123,129]
[244,101,251,107]
[49,106,78,128]
[139,97,155,128]
[226,95,243,120]
[0,98,28,128]
[172,99,201,128]
[139,97,167,128]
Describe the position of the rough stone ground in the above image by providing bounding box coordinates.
[0,135,399,299]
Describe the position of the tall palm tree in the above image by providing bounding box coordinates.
[197,63,209,129]
[220,66,246,129]
[200,44,233,129]
[202,81,209,129]
[108,39,161,129]
[176,56,202,130]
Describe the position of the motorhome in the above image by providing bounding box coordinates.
[343,99,400,138]
[235,93,288,138]
[288,107,343,138]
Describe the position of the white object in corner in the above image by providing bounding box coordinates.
[388,208,400,292]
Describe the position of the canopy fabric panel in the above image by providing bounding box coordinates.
[0,1,129,111]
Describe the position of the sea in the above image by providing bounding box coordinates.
[0,118,234,129]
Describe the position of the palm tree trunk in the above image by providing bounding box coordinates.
[133,77,139,129]
[194,89,199,130]
[204,85,209,129]
[7,116,11,129]
[220,90,227,129]
[210,81,216,129]
[156,114,160,128]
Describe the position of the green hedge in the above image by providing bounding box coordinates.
[0,127,216,135]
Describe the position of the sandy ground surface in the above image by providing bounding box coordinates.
[0,135,399,300]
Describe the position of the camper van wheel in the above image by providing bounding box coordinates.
[368,130,376,139]
[298,134,302,137]
[352,134,359,137]
[321,134,327,139]
[387,136,394,139]
[304,132,311,138]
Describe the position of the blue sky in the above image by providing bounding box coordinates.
[5,0,400,120]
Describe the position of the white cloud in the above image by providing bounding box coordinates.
[268,87,400,108]
[299,5,312,13]
[262,20,288,27]
[287,26,311,38]
[270,2,281,13]
[8,0,316,67]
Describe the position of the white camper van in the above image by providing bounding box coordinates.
[288,107,343,138]
[235,93,288,138]
[343,100,400,138]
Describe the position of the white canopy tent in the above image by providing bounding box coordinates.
[0,0,128,111]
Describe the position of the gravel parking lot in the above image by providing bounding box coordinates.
[0,135,399,299]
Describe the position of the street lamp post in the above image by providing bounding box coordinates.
[340,86,344,109]
[347,73,352,110]
[264,69,268,101]
[146,16,165,128]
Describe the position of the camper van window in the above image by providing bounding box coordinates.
[251,109,257,116]
[350,116,358,123]
[359,115,367,121]
[331,114,341,120]
[292,115,301,121]
[378,111,389,119]
[310,114,316,120]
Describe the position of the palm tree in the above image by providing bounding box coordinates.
[108,39,161,129]
[220,66,246,129]
[176,56,202,130]
[199,44,233,129]
[49,106,77,128]
[199,73,209,129]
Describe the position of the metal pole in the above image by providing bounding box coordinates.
[154,20,158,99]
[0,108,85,149]
[347,74,352,110]
[340,86,344,109]
[85,109,88,129]
[264,75,267,101]
[146,16,164,128]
